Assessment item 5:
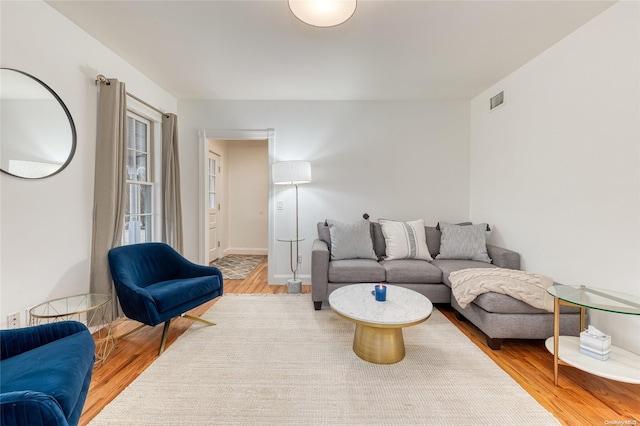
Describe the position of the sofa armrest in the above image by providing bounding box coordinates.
[487,244,521,270]
[311,239,330,309]
[0,321,89,361]
[0,391,69,426]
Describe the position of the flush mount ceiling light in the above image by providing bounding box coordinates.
[289,0,357,28]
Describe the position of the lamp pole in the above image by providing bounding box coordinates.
[293,183,300,281]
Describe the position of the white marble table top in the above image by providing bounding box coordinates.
[329,284,433,326]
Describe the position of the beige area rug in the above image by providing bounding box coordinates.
[210,255,265,280]
[90,294,559,425]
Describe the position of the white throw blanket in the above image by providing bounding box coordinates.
[449,268,555,312]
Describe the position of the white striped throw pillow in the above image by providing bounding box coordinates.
[379,219,433,261]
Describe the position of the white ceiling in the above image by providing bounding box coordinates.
[47,0,615,101]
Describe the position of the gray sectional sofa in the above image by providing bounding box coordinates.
[311,219,580,349]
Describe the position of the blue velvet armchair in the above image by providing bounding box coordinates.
[108,242,223,355]
[0,321,96,426]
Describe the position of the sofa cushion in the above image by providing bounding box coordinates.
[436,222,491,263]
[145,275,222,313]
[380,260,442,283]
[431,259,497,286]
[327,219,377,260]
[0,331,95,420]
[379,219,433,261]
[328,259,385,283]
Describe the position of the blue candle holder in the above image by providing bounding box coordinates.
[374,284,387,302]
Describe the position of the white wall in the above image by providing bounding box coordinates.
[227,140,269,255]
[470,1,640,354]
[178,100,470,283]
[0,1,177,328]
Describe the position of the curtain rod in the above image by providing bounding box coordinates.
[126,92,167,116]
[96,74,168,117]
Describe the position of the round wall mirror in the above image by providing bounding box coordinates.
[0,68,77,179]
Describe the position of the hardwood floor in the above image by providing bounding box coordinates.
[80,258,639,425]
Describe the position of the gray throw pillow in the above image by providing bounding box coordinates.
[436,222,492,263]
[327,219,377,260]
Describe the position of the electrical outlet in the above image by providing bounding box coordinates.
[7,312,20,329]
[297,254,302,264]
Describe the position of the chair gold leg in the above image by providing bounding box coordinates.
[157,314,216,356]
[182,314,216,326]
[158,319,171,356]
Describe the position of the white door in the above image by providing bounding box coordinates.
[208,151,221,263]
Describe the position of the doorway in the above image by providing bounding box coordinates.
[198,129,274,278]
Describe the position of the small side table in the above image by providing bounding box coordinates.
[277,237,304,293]
[545,284,640,386]
[30,293,115,363]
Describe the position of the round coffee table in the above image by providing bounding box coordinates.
[329,284,433,364]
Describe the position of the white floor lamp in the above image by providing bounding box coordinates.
[273,161,312,294]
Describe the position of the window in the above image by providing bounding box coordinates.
[123,112,154,245]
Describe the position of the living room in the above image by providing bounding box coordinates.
[1,0,638,424]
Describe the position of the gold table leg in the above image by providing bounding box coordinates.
[552,298,585,386]
[90,301,115,364]
[553,296,560,386]
[353,323,405,364]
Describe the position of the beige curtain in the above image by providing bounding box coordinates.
[90,78,127,321]
[161,113,184,253]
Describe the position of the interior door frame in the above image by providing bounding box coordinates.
[197,129,275,282]
[207,150,222,262]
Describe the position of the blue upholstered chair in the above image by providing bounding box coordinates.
[0,321,96,426]
[108,242,223,355]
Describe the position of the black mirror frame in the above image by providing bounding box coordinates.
[0,67,77,179]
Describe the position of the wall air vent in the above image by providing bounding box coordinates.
[490,91,504,111]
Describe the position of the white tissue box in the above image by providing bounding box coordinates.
[579,326,611,360]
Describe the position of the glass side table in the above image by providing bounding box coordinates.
[545,284,640,385]
[30,293,115,363]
